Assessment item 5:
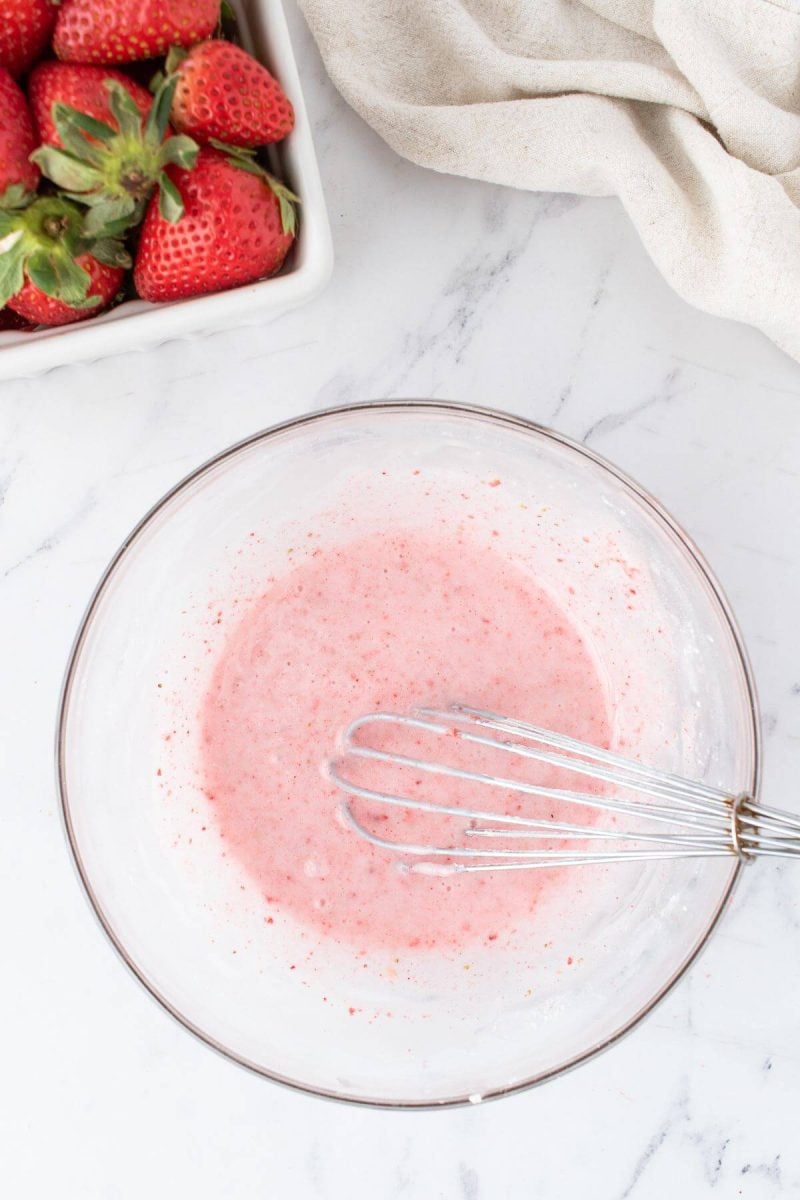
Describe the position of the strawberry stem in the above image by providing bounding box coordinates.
[42,214,71,239]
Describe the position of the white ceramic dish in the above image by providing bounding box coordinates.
[0,0,333,380]
[58,401,759,1108]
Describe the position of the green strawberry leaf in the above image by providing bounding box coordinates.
[53,126,103,167]
[59,189,97,207]
[0,184,33,211]
[0,212,20,239]
[208,138,255,164]
[31,146,103,192]
[262,173,298,236]
[52,115,104,167]
[0,230,26,308]
[91,237,132,269]
[158,171,184,223]
[165,46,188,76]
[88,208,141,240]
[25,255,58,299]
[53,103,116,160]
[147,75,179,144]
[223,156,263,179]
[27,247,98,307]
[83,195,137,237]
[57,291,102,310]
[160,135,198,171]
[106,81,145,142]
[69,112,117,144]
[207,140,300,236]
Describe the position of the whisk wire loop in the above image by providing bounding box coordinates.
[329,704,800,874]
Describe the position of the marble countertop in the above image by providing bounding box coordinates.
[2,5,800,1197]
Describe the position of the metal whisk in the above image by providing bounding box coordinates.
[328,704,800,873]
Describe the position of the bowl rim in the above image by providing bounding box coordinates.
[56,398,761,1109]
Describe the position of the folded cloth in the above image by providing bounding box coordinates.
[298,0,800,362]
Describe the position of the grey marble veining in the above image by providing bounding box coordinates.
[2,5,800,1198]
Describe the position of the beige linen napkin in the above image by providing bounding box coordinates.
[298,0,800,361]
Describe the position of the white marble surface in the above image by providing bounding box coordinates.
[2,5,800,1197]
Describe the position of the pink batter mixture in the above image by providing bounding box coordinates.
[200,529,610,953]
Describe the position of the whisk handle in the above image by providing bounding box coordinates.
[734,794,800,860]
[730,794,751,861]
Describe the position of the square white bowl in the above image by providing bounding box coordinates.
[0,0,333,380]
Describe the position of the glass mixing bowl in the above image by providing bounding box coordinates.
[58,401,759,1107]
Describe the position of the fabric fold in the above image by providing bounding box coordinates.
[299,0,800,361]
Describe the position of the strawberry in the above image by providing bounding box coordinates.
[54,0,220,65]
[134,146,296,302]
[167,40,294,148]
[0,193,128,325]
[9,250,123,324]
[0,68,39,205]
[29,61,154,149]
[31,75,198,235]
[0,0,58,78]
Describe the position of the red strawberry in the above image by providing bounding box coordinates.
[0,0,58,78]
[0,193,128,325]
[29,61,154,148]
[31,75,198,236]
[0,68,39,203]
[168,40,294,148]
[134,146,296,302]
[54,0,220,65]
[10,251,123,324]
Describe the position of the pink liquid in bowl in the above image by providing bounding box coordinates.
[200,529,610,953]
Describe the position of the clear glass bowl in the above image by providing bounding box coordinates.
[58,401,759,1107]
